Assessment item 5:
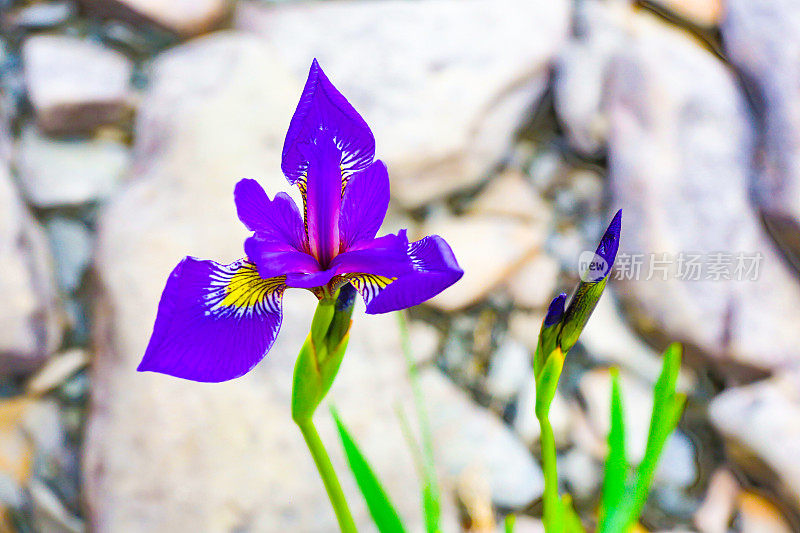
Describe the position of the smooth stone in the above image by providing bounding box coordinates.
[0,126,63,373]
[45,219,94,293]
[421,368,544,509]
[22,35,132,135]
[236,0,571,208]
[80,0,231,37]
[709,370,800,509]
[723,0,800,266]
[655,431,697,489]
[469,169,551,222]
[27,349,88,397]
[423,214,545,311]
[18,127,129,207]
[486,338,531,402]
[737,492,793,533]
[85,32,453,532]
[9,1,75,29]
[650,0,723,26]
[560,447,602,499]
[693,468,740,533]
[506,253,561,310]
[405,319,441,365]
[30,480,84,533]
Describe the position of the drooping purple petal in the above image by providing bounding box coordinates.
[336,232,463,314]
[244,234,321,280]
[234,178,306,252]
[138,257,285,382]
[595,209,622,273]
[339,160,390,249]
[282,59,375,185]
[304,133,343,265]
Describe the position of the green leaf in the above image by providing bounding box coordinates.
[599,344,685,532]
[561,495,587,533]
[504,514,516,533]
[598,368,629,530]
[397,311,442,533]
[332,408,408,533]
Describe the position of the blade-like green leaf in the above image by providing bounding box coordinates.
[504,514,516,533]
[598,369,629,531]
[397,311,442,533]
[332,408,407,533]
[561,495,587,533]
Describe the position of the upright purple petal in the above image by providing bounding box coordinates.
[282,59,375,185]
[595,209,622,271]
[339,160,390,249]
[138,257,285,382]
[334,232,463,314]
[305,134,343,265]
[235,178,306,252]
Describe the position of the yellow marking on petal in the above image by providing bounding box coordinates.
[219,262,283,310]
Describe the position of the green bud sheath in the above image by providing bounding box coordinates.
[291,286,357,423]
[557,277,607,353]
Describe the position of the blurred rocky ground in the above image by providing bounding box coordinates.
[0,0,798,531]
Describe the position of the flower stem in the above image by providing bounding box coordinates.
[537,412,564,533]
[296,417,358,533]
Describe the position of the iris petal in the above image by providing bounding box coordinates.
[334,232,463,314]
[281,58,375,186]
[339,160,390,249]
[244,234,322,280]
[234,179,306,252]
[138,257,285,382]
[304,134,343,266]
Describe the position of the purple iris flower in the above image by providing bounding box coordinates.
[138,59,463,382]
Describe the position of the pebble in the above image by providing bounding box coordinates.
[18,126,129,207]
[22,35,133,135]
[423,214,545,311]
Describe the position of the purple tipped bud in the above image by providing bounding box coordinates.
[595,209,622,270]
[544,293,567,327]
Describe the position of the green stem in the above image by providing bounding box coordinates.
[537,412,563,533]
[296,418,358,533]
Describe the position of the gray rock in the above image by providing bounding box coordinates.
[486,338,531,402]
[22,35,132,135]
[421,369,544,509]
[236,0,571,208]
[9,1,75,29]
[85,32,453,532]
[709,371,800,509]
[649,0,722,26]
[723,0,800,266]
[423,214,546,311]
[0,128,63,374]
[30,480,84,533]
[560,448,601,499]
[27,349,88,397]
[574,2,800,371]
[18,127,130,207]
[45,219,94,293]
[81,0,231,37]
[506,253,561,310]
